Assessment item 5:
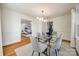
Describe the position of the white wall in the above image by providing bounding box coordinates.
[1,7,33,46]
[75,5,79,52]
[0,6,2,45]
[31,19,42,36]
[32,20,49,36]
[1,7,43,45]
[0,5,3,56]
[2,8,21,46]
[75,12,79,39]
[53,14,71,40]
[1,5,72,46]
[21,23,25,32]
[75,12,79,53]
[32,13,71,40]
[42,22,48,33]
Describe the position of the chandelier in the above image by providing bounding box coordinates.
[36,10,48,22]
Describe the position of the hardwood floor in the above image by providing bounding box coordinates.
[3,36,31,56]
[3,36,71,56]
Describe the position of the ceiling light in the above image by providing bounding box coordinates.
[36,10,48,22]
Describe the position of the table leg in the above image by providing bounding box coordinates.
[48,40,50,56]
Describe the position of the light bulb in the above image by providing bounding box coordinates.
[36,17,39,19]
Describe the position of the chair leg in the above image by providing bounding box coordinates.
[55,49,60,56]
[42,48,48,56]
[58,49,60,52]
[32,50,34,56]
[55,49,57,56]
[38,53,40,56]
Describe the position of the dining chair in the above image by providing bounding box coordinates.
[51,33,63,56]
[30,36,47,56]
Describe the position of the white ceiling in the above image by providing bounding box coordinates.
[2,3,76,18]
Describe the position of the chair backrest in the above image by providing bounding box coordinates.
[51,31,57,43]
[36,32,41,38]
[30,36,40,52]
[54,33,63,50]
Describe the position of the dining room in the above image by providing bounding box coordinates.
[0,3,79,56]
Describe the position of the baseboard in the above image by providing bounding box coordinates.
[3,36,30,47]
[3,40,21,47]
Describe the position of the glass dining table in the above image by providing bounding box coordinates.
[38,32,57,56]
